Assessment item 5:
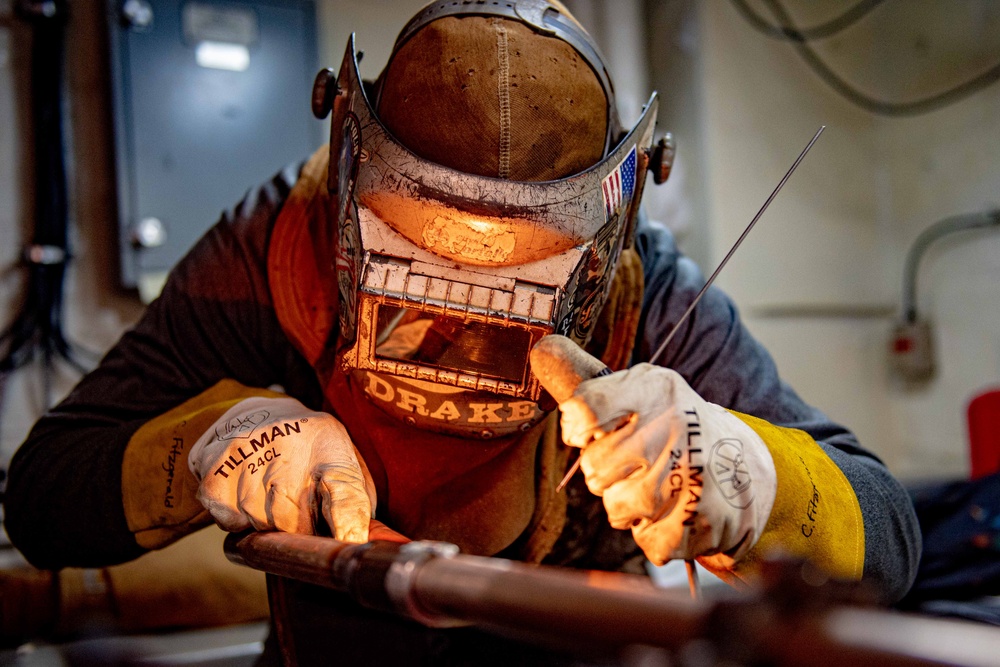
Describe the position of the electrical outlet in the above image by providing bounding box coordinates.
[888,320,935,383]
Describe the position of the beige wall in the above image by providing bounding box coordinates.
[686,0,1000,479]
[317,0,428,80]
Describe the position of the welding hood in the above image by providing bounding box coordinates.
[323,34,658,438]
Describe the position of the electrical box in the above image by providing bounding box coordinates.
[108,0,320,301]
[888,319,936,384]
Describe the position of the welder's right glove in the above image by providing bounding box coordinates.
[187,396,376,542]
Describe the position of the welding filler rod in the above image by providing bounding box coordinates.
[551,126,826,602]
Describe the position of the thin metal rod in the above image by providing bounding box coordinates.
[649,125,826,366]
[685,560,700,601]
[555,460,580,493]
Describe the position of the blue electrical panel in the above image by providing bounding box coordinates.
[108,0,320,299]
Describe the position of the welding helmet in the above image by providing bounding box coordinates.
[312,0,664,438]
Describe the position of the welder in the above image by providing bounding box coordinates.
[4,0,920,660]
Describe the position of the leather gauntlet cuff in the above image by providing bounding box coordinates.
[701,411,865,587]
[121,379,284,549]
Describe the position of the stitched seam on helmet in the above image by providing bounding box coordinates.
[495,19,511,179]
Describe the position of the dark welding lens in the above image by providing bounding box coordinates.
[375,305,530,383]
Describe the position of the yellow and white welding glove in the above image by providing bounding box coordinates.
[533,336,867,584]
[554,362,777,565]
[187,396,376,542]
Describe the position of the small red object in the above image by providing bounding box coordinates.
[893,336,913,354]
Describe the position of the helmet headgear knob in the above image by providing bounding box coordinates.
[649,133,676,185]
[311,67,338,120]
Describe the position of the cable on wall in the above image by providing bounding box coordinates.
[0,0,91,413]
[729,0,886,41]
[729,0,1000,116]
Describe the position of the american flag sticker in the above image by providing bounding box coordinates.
[601,145,637,220]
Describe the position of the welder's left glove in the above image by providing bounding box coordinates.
[533,336,867,585]
[552,361,778,565]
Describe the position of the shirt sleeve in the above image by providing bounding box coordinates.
[632,216,922,602]
[3,164,322,570]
